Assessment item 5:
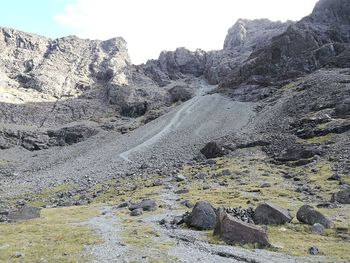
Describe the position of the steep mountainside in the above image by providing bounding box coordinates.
[220,0,350,93]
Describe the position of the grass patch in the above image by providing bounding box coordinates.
[299,134,335,145]
[0,159,9,166]
[0,205,101,263]
[269,224,350,261]
[117,210,175,262]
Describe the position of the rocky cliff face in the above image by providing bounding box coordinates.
[221,0,350,90]
[144,19,291,86]
[0,28,130,98]
[0,28,172,150]
[204,19,292,85]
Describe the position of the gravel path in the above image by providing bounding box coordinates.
[84,183,318,263]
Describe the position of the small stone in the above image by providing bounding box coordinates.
[310,223,326,234]
[14,252,22,258]
[221,169,231,176]
[309,246,319,255]
[130,208,143,216]
[129,199,157,211]
[180,200,194,208]
[175,188,189,194]
[176,175,186,182]
[260,183,271,188]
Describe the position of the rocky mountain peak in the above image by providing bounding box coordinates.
[0,27,131,98]
[309,0,350,24]
[223,18,293,51]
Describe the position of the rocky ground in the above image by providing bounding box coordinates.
[1,0,350,262]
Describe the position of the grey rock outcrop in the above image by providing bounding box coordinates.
[144,48,206,86]
[221,0,350,90]
[205,19,292,85]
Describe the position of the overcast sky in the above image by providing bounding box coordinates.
[1,0,319,64]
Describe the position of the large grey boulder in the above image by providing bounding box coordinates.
[184,201,217,230]
[254,202,293,225]
[214,209,270,247]
[331,187,350,204]
[296,205,333,228]
[6,206,41,222]
[200,141,226,159]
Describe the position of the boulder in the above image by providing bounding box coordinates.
[310,223,326,234]
[214,209,270,247]
[254,203,293,225]
[331,187,350,204]
[130,208,143,216]
[200,141,226,159]
[7,206,41,222]
[296,205,333,228]
[128,199,157,212]
[169,85,194,103]
[184,201,217,230]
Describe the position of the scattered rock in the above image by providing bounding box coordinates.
[260,183,271,188]
[180,200,194,208]
[117,202,130,209]
[308,246,319,256]
[174,188,189,194]
[200,141,227,159]
[175,174,186,182]
[310,223,326,234]
[331,187,350,204]
[224,207,255,224]
[214,208,270,247]
[130,208,143,216]
[194,172,208,179]
[221,169,232,176]
[254,202,293,225]
[169,85,194,102]
[128,199,157,212]
[184,201,217,230]
[296,205,333,228]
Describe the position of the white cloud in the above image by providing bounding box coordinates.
[54,0,319,64]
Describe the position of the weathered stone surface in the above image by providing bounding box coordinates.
[6,206,41,222]
[184,201,217,230]
[214,209,270,247]
[128,199,157,212]
[130,208,143,216]
[169,85,194,103]
[200,141,226,159]
[296,205,333,228]
[220,0,350,91]
[331,187,350,204]
[254,202,293,225]
[310,223,326,234]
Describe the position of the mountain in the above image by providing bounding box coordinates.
[1,0,350,262]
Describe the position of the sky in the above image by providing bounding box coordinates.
[1,0,319,64]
